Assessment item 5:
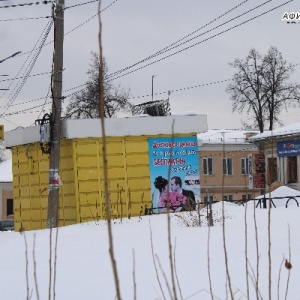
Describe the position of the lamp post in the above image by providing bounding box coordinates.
[151,74,157,102]
[0,51,21,64]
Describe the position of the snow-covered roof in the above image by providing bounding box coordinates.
[0,159,12,182]
[249,122,300,141]
[4,115,208,147]
[197,129,259,145]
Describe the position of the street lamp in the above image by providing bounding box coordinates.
[151,74,157,102]
[0,51,21,64]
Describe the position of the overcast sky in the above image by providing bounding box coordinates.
[0,0,299,132]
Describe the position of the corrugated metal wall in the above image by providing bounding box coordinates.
[12,140,76,231]
[11,134,192,231]
[73,136,151,223]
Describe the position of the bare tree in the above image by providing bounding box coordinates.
[226,47,300,133]
[65,52,131,119]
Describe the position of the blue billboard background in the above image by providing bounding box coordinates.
[277,140,300,157]
[148,136,200,212]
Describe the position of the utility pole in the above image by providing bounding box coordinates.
[47,0,64,228]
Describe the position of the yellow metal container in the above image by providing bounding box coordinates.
[11,134,196,231]
[6,115,208,231]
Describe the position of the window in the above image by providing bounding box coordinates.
[223,158,233,175]
[204,195,214,206]
[241,158,249,175]
[242,194,253,201]
[203,157,213,175]
[268,157,277,184]
[287,156,298,183]
[223,195,233,201]
[6,199,13,216]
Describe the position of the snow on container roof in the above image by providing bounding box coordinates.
[4,115,208,147]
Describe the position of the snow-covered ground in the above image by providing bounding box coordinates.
[0,200,299,300]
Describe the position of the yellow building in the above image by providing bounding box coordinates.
[4,115,207,231]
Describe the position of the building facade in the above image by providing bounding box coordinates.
[250,122,300,192]
[0,159,13,220]
[198,130,261,205]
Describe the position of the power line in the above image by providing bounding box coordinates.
[107,0,294,82]
[2,60,299,114]
[0,1,51,9]
[0,18,54,116]
[107,0,253,79]
[0,70,55,83]
[0,16,51,22]
[18,0,119,58]
[64,0,98,10]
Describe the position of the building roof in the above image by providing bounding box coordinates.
[0,159,12,182]
[4,115,208,147]
[197,129,259,145]
[249,122,300,141]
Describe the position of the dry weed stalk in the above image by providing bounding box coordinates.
[149,220,166,300]
[173,238,183,300]
[184,289,222,300]
[156,254,173,300]
[243,176,250,299]
[20,228,30,300]
[98,1,121,299]
[132,249,137,300]
[252,197,260,299]
[244,201,250,299]
[128,188,132,220]
[166,119,178,300]
[53,227,59,300]
[221,132,234,299]
[268,192,272,300]
[277,257,284,300]
[32,234,40,300]
[207,217,214,300]
[48,228,52,300]
[284,224,292,300]
[247,259,263,300]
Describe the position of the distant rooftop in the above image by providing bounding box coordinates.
[198,129,259,145]
[249,122,300,141]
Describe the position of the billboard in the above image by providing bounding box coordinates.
[277,140,300,157]
[148,136,200,213]
[253,153,266,189]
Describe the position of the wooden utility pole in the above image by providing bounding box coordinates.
[47,0,64,228]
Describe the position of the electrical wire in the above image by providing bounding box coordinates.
[0,16,51,22]
[107,0,253,79]
[0,18,54,116]
[0,70,54,83]
[107,0,295,82]
[0,1,51,9]
[18,0,119,58]
[0,18,53,102]
[1,1,296,124]
[64,0,99,10]
[1,59,299,116]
